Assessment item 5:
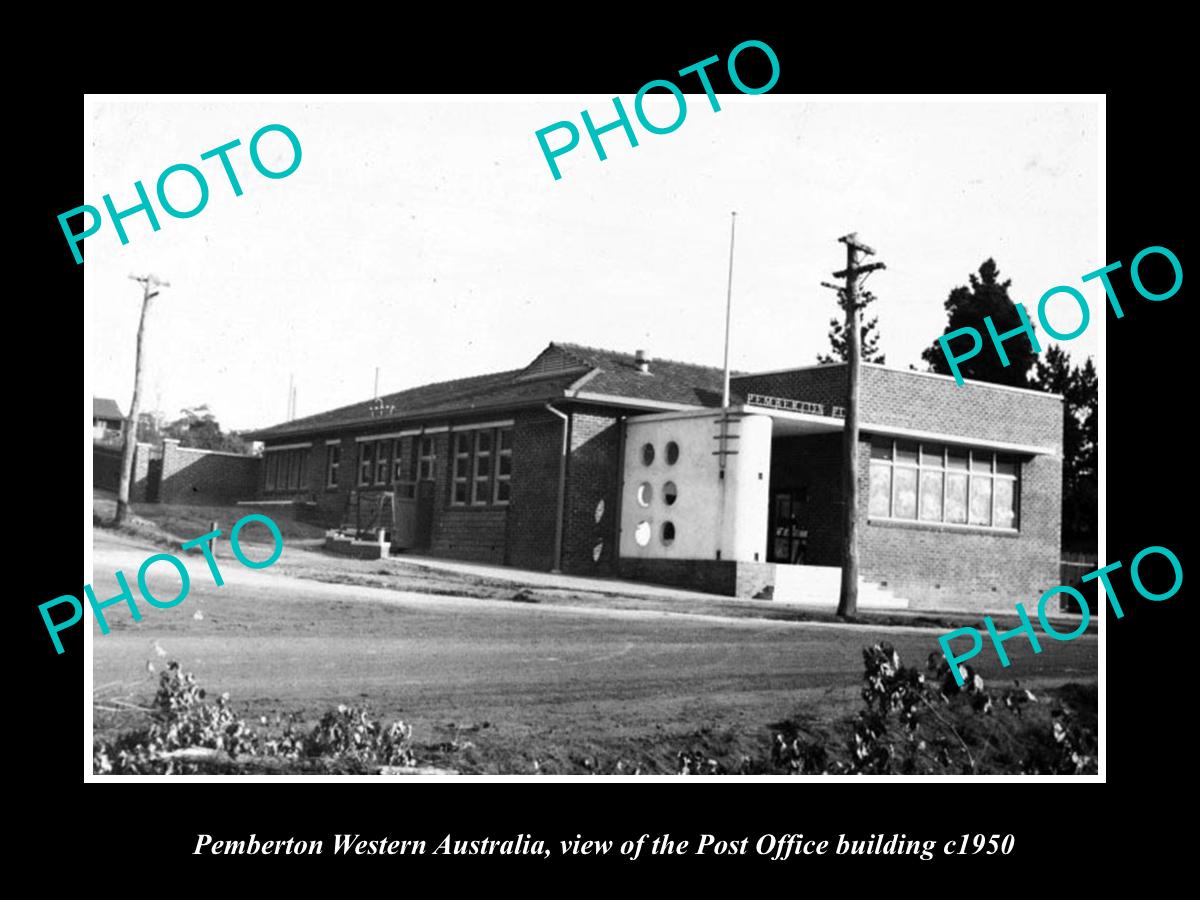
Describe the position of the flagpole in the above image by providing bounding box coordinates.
[721,211,737,410]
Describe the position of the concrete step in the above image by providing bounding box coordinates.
[772,564,910,609]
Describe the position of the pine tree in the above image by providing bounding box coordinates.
[1031,346,1097,553]
[921,259,1037,387]
[817,288,886,364]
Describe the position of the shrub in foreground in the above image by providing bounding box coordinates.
[94,662,416,775]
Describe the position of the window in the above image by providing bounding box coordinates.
[266,448,309,493]
[418,436,436,481]
[393,439,406,484]
[472,430,493,504]
[358,442,374,486]
[452,432,471,505]
[291,449,305,490]
[868,438,1019,530]
[449,426,512,507]
[374,439,390,485]
[326,444,340,488]
[494,428,512,504]
[395,437,416,500]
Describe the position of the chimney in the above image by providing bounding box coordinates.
[634,349,650,374]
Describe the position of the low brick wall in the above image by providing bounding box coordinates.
[323,535,385,560]
[617,558,775,598]
[158,441,261,505]
[94,443,122,492]
[431,508,508,564]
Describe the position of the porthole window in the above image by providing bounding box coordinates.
[594,498,605,523]
[636,482,653,507]
[663,481,678,505]
[661,521,676,546]
[641,443,655,465]
[666,441,679,465]
[592,540,604,562]
[634,521,652,547]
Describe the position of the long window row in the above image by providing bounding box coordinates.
[264,448,308,493]
[344,435,437,496]
[339,427,512,507]
[452,427,512,506]
[868,438,1019,530]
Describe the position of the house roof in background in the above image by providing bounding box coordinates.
[93,397,123,420]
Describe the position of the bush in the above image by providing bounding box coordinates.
[680,643,1097,776]
[94,662,417,775]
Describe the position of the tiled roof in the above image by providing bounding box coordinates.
[93,397,123,420]
[552,343,736,407]
[247,342,741,441]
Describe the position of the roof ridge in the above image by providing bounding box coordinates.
[554,341,728,373]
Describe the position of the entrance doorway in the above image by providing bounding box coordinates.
[769,488,808,564]
[391,482,419,548]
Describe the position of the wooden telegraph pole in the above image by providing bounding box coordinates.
[826,234,885,620]
[115,274,169,526]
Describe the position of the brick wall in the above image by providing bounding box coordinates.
[158,441,261,505]
[736,363,1063,611]
[311,439,350,526]
[506,408,563,571]
[130,442,155,502]
[430,508,508,563]
[733,365,847,413]
[856,437,1062,611]
[561,406,623,575]
[857,366,1062,449]
[617,558,774,597]
[736,363,1062,451]
[93,443,122,492]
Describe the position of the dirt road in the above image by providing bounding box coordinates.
[90,532,1098,773]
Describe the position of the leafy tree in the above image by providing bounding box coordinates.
[1031,346,1097,553]
[921,259,1037,387]
[165,405,247,454]
[817,288,886,365]
[135,411,165,444]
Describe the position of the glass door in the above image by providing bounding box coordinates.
[769,490,808,564]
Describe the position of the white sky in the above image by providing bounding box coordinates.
[84,97,1100,431]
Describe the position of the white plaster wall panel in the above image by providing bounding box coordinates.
[620,411,772,562]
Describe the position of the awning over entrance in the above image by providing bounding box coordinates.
[737,403,843,438]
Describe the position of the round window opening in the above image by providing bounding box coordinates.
[634,521,652,547]
[666,441,680,465]
[592,540,604,562]
[636,482,653,507]
[641,443,655,465]
[663,481,678,505]
[594,498,605,523]
[661,521,676,546]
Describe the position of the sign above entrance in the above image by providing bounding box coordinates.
[745,393,846,418]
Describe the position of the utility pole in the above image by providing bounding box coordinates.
[825,234,885,620]
[115,274,169,526]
